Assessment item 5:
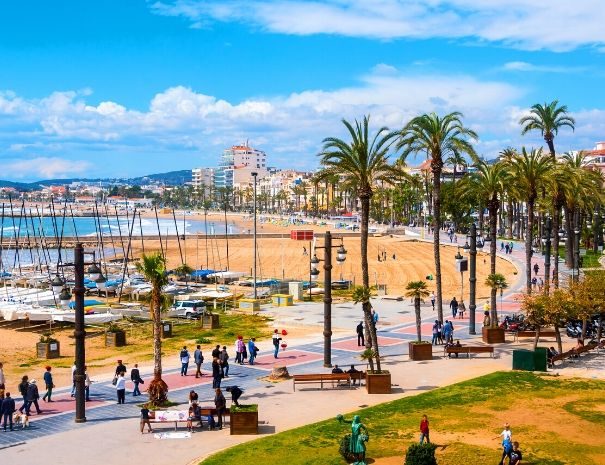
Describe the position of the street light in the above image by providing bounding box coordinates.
[543,217,551,295]
[574,226,581,282]
[59,286,72,307]
[454,247,468,308]
[251,172,258,299]
[467,223,477,334]
[51,274,65,294]
[309,231,346,367]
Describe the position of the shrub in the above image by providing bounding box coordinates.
[339,434,355,463]
[405,443,437,465]
[196,337,211,344]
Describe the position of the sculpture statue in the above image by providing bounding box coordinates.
[337,414,369,465]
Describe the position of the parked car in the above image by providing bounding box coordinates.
[167,300,205,319]
[331,280,352,290]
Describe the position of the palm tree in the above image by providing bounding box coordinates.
[405,281,430,341]
[485,273,509,326]
[510,148,553,293]
[398,112,477,322]
[320,116,402,372]
[136,252,169,405]
[519,100,575,159]
[174,263,194,290]
[462,160,507,319]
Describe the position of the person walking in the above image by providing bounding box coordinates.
[356,321,365,346]
[449,296,458,318]
[248,337,257,365]
[272,329,282,359]
[533,263,540,277]
[234,336,244,365]
[17,376,29,413]
[0,362,5,397]
[509,441,523,465]
[1,392,15,431]
[115,373,126,404]
[220,346,230,378]
[42,366,54,402]
[25,379,41,415]
[211,357,222,389]
[431,320,439,345]
[140,406,153,434]
[131,364,142,397]
[115,360,127,377]
[419,414,430,444]
[180,346,190,376]
[211,344,221,359]
[194,345,204,378]
[84,366,91,402]
[70,360,77,397]
[214,388,226,430]
[443,320,452,345]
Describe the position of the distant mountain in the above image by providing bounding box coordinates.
[0,170,193,191]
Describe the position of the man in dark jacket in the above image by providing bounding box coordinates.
[214,388,226,430]
[1,392,15,431]
[211,345,221,359]
[194,345,204,378]
[42,366,53,402]
[17,376,29,413]
[131,364,142,397]
[25,380,42,415]
[211,358,222,389]
[356,321,364,346]
[225,386,243,406]
[115,360,127,376]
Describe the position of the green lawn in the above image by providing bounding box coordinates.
[557,246,603,268]
[201,372,605,465]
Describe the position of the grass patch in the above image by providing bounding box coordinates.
[231,404,258,413]
[200,372,605,465]
[557,246,603,268]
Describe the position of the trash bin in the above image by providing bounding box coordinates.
[161,321,173,338]
[512,349,535,371]
[533,347,548,372]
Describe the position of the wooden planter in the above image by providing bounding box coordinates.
[482,327,505,344]
[201,314,220,329]
[365,372,391,394]
[37,341,60,359]
[105,331,126,347]
[161,321,173,338]
[409,342,433,361]
[230,409,259,435]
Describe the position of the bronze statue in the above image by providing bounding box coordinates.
[337,414,369,465]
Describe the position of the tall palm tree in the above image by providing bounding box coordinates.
[462,160,507,324]
[398,112,477,322]
[136,252,169,405]
[319,115,403,372]
[519,100,575,159]
[405,280,430,341]
[510,148,553,293]
[485,273,509,325]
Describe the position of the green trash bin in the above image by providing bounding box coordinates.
[533,347,548,372]
[512,349,535,371]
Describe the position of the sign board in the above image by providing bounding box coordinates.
[164,324,170,331]
[456,258,468,273]
[50,343,58,351]
[290,230,314,241]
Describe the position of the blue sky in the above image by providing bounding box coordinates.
[0,0,604,181]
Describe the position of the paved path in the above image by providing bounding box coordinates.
[0,226,580,463]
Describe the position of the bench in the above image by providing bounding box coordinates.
[445,346,494,358]
[514,330,557,341]
[149,407,231,430]
[550,343,598,367]
[292,373,353,391]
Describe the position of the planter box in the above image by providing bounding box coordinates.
[239,299,260,312]
[161,321,173,338]
[37,341,60,359]
[365,372,391,394]
[230,410,259,435]
[201,314,220,329]
[105,331,126,347]
[482,327,505,344]
[409,342,433,361]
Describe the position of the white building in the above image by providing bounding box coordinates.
[214,144,269,189]
[192,167,215,193]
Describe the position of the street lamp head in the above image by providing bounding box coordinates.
[455,250,463,263]
[87,263,102,281]
[336,245,347,263]
[59,286,72,307]
[251,172,258,177]
[574,228,580,234]
[51,274,65,294]
[558,229,565,238]
[95,273,107,290]
[310,254,320,272]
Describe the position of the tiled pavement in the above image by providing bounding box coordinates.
[0,227,566,450]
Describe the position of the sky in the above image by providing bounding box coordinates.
[0,0,604,181]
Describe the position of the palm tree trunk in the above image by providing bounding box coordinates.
[432,166,444,323]
[415,297,422,341]
[554,324,563,354]
[489,203,498,325]
[361,192,381,372]
[564,206,573,267]
[526,200,535,294]
[552,204,561,288]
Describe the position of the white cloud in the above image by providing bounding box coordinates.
[502,61,587,73]
[0,65,603,176]
[0,157,92,180]
[150,0,605,51]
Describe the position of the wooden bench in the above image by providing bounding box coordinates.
[292,373,352,391]
[514,330,557,341]
[550,343,598,366]
[149,407,230,430]
[445,346,494,358]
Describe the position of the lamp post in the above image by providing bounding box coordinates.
[310,231,346,367]
[454,247,467,306]
[251,172,258,299]
[467,223,477,335]
[55,244,101,423]
[543,217,551,295]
